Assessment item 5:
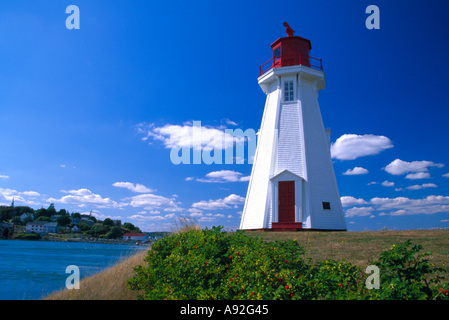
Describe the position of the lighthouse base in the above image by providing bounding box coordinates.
[271,222,303,231]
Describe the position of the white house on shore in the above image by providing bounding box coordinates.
[25,221,59,235]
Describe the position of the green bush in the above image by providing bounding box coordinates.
[14,232,41,241]
[127,227,448,300]
[368,240,447,300]
[106,226,123,239]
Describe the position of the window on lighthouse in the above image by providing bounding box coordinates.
[284,80,294,102]
[273,46,281,63]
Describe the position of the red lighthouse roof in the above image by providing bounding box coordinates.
[259,23,322,76]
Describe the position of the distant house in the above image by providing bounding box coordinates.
[71,225,81,233]
[80,218,95,227]
[26,221,59,235]
[45,222,59,233]
[112,220,121,227]
[122,233,149,242]
[20,213,34,223]
[26,221,46,234]
[70,216,81,224]
[50,215,62,222]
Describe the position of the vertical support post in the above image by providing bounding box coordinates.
[295,180,303,223]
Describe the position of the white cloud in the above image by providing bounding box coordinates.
[341,196,368,207]
[85,211,124,221]
[207,213,225,218]
[22,191,41,197]
[384,159,444,176]
[137,122,246,151]
[443,173,449,178]
[223,194,245,205]
[198,212,226,222]
[127,214,175,222]
[0,188,21,204]
[345,206,374,218]
[189,212,203,218]
[381,180,395,187]
[113,182,155,193]
[342,195,449,218]
[331,134,393,160]
[191,194,245,211]
[197,170,250,183]
[370,195,449,215]
[198,216,219,222]
[390,209,408,216]
[223,118,238,126]
[0,188,42,206]
[48,189,124,208]
[191,200,230,211]
[405,172,431,180]
[406,183,437,190]
[128,193,182,212]
[343,167,369,175]
[0,175,9,180]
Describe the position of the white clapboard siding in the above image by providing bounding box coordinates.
[239,84,279,230]
[240,62,346,231]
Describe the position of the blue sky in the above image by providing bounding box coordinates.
[1,0,449,232]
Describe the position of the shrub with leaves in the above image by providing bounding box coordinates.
[127,227,448,300]
[127,227,308,299]
[367,240,447,300]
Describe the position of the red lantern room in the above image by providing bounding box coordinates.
[271,35,312,68]
[259,22,323,76]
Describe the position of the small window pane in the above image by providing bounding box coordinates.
[284,80,294,102]
[273,47,281,58]
[322,202,331,210]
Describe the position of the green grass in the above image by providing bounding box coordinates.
[245,229,449,271]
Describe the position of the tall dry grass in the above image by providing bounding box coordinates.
[45,216,200,300]
[170,215,201,233]
[45,249,148,300]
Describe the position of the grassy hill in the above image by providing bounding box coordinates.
[45,228,448,300]
[246,229,449,268]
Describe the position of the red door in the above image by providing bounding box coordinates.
[278,181,295,223]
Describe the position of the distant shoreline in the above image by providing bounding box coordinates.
[6,236,152,247]
[44,237,152,246]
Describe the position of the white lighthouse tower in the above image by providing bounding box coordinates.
[240,24,346,231]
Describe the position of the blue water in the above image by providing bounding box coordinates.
[0,240,148,300]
